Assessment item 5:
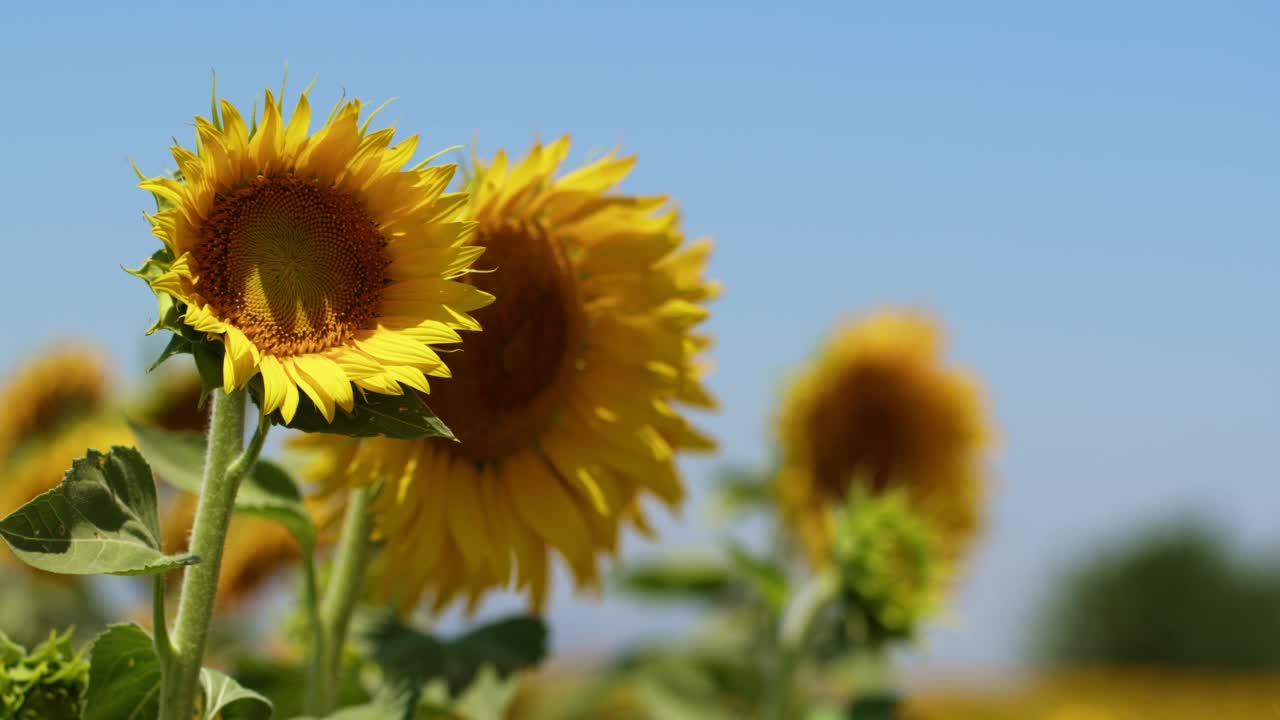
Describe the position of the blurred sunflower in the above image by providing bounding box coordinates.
[775,310,991,569]
[0,346,133,570]
[298,137,717,611]
[126,363,208,434]
[135,87,492,422]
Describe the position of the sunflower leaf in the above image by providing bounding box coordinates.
[616,554,735,602]
[83,624,162,720]
[268,387,455,441]
[199,667,272,720]
[126,421,316,554]
[84,625,273,720]
[0,447,199,576]
[726,542,790,612]
[361,611,547,705]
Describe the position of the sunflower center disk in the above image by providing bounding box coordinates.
[429,222,583,461]
[196,175,390,356]
[807,364,928,499]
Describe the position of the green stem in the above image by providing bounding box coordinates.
[158,389,262,720]
[307,485,375,716]
[152,575,171,703]
[769,570,840,720]
[300,555,325,716]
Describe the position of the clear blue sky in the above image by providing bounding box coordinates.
[1,1,1277,667]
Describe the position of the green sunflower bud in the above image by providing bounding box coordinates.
[831,487,943,644]
[0,629,88,720]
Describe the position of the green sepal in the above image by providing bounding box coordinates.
[0,447,199,576]
[124,247,181,337]
[126,242,226,392]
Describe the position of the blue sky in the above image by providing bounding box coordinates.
[1,1,1277,667]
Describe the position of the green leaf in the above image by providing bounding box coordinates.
[712,466,773,519]
[846,693,900,720]
[199,667,272,720]
[362,612,548,707]
[617,554,734,602]
[0,447,199,576]
[83,624,161,720]
[448,617,548,689]
[127,421,316,554]
[726,543,790,611]
[268,389,455,441]
[443,667,519,720]
[84,625,275,720]
[149,334,192,372]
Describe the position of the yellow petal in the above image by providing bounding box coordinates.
[221,326,260,392]
[282,357,335,422]
[293,354,354,414]
[257,355,289,416]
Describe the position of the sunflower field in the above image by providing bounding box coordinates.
[1,4,1277,719]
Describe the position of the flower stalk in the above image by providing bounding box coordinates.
[306,485,375,716]
[158,388,265,720]
[769,570,841,720]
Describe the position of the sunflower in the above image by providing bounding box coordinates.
[126,362,208,435]
[0,347,134,571]
[0,345,112,467]
[775,310,991,569]
[135,87,493,423]
[298,137,717,611]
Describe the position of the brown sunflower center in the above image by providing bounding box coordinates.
[807,363,934,500]
[1,370,106,465]
[195,175,390,356]
[428,221,583,461]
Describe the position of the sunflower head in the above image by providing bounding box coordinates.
[0,346,130,518]
[132,85,492,428]
[298,136,717,612]
[0,345,111,467]
[775,310,991,570]
[0,348,133,574]
[128,363,208,435]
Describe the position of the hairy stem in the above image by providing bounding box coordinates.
[158,389,262,720]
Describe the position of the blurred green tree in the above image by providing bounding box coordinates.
[1034,521,1280,669]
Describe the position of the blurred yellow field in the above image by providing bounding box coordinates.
[908,670,1280,720]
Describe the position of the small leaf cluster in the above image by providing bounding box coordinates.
[831,488,942,644]
[0,629,89,720]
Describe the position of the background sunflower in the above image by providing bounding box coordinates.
[299,137,718,612]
